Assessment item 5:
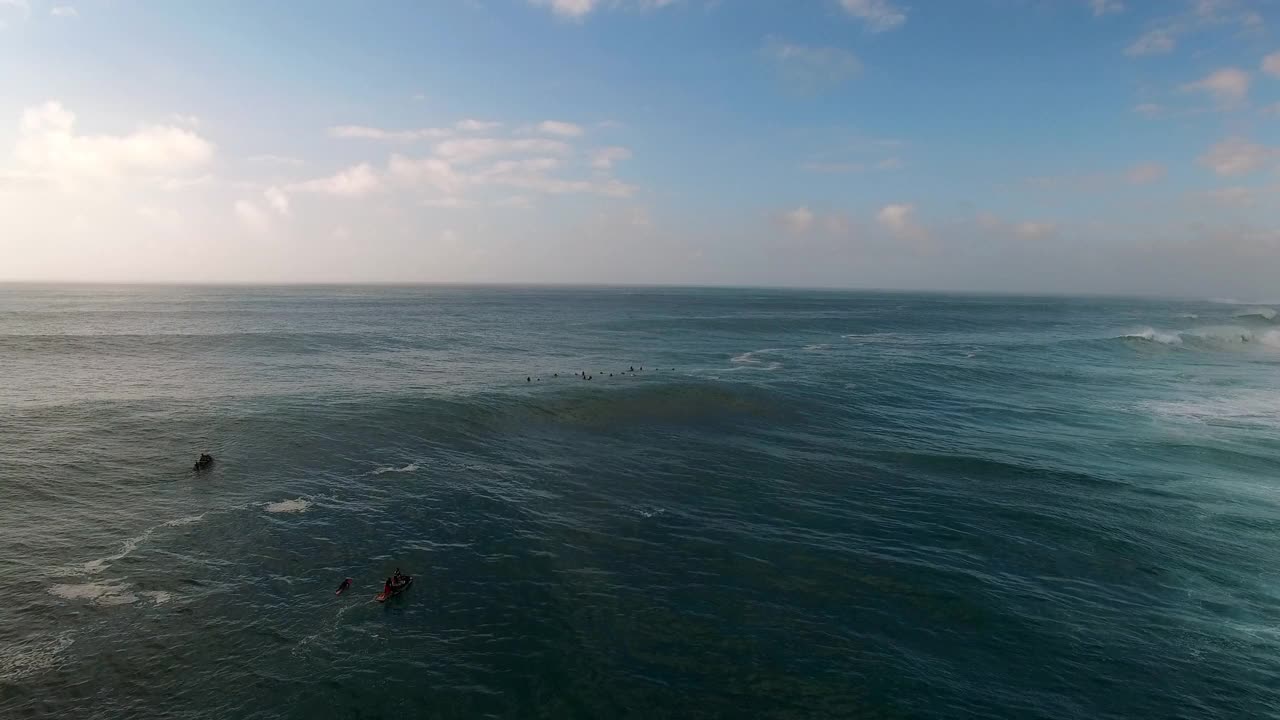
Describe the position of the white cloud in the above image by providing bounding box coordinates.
[527,0,677,20]
[1205,186,1257,206]
[783,206,815,234]
[388,154,466,196]
[433,137,570,165]
[286,163,381,196]
[591,146,631,170]
[1090,0,1123,16]
[12,101,214,186]
[1198,137,1277,176]
[1127,162,1167,185]
[1263,51,1280,78]
[1125,29,1175,56]
[878,203,928,243]
[329,125,452,142]
[839,0,906,32]
[763,37,861,93]
[50,5,77,18]
[976,212,1056,240]
[1133,103,1164,117]
[0,0,29,16]
[457,119,500,132]
[264,186,289,215]
[246,154,303,167]
[536,120,584,137]
[234,200,269,233]
[529,0,598,20]
[1181,67,1249,106]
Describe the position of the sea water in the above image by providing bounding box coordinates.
[2,285,1278,718]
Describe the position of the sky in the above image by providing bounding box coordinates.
[1,0,1279,295]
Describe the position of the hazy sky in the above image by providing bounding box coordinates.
[1,0,1279,294]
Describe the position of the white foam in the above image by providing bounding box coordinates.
[1122,328,1182,345]
[73,528,154,575]
[50,581,137,605]
[1146,391,1280,429]
[264,498,311,514]
[140,591,173,605]
[802,344,831,351]
[0,633,74,682]
[730,348,782,370]
[371,463,419,475]
[163,513,206,527]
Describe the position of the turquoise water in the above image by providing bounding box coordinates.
[2,285,1279,719]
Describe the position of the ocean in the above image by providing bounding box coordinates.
[1,285,1279,719]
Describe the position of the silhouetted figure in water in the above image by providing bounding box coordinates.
[630,366,634,372]
[527,377,531,383]
[193,453,214,472]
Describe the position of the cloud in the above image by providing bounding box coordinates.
[1126,29,1175,56]
[1198,137,1277,176]
[329,119,499,142]
[264,186,289,215]
[433,137,570,165]
[1133,102,1164,117]
[1264,51,1280,78]
[838,0,906,32]
[1125,1,1264,58]
[1090,0,1123,16]
[530,0,598,19]
[1181,67,1249,106]
[286,163,381,196]
[1204,186,1257,207]
[763,37,861,93]
[234,200,269,233]
[50,5,77,18]
[246,154,304,167]
[456,119,501,132]
[877,203,928,243]
[388,154,466,196]
[783,206,815,234]
[590,146,631,170]
[976,212,1056,240]
[527,0,678,20]
[12,101,214,186]
[1126,162,1167,185]
[536,120,584,137]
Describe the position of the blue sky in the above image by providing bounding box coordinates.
[1,0,1278,294]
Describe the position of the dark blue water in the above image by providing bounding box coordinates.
[2,285,1279,719]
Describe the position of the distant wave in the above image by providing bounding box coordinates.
[1121,328,1182,346]
[1232,308,1277,323]
[1117,326,1280,350]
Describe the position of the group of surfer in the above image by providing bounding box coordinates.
[193,453,214,472]
[527,365,674,383]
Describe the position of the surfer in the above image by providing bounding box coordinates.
[335,578,352,595]
[193,453,214,471]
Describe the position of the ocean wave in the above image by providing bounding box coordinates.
[1122,328,1183,345]
[264,498,312,513]
[1232,308,1277,323]
[1116,326,1280,351]
[60,511,209,576]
